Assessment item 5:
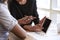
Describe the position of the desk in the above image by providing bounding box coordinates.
[27,23,60,40]
[9,22,60,40]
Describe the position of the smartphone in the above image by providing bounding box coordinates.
[42,18,51,33]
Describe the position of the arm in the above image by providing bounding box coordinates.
[11,24,27,39]
[0,5,27,39]
[18,16,36,25]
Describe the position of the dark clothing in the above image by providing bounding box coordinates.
[8,0,39,27]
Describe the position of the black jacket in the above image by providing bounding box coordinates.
[8,0,39,26]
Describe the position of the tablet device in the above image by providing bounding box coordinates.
[42,18,51,33]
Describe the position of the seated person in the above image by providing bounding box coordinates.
[0,0,36,40]
[8,0,44,32]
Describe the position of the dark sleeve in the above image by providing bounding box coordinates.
[32,0,39,25]
[8,2,17,19]
[8,2,23,20]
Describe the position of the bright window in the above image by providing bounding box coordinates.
[36,0,60,24]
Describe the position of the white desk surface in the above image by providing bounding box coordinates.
[27,22,60,40]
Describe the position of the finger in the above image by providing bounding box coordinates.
[37,24,44,29]
[35,29,42,32]
[44,16,46,18]
[33,17,36,19]
[28,16,36,20]
[25,20,31,24]
[30,17,36,20]
[37,24,42,27]
[23,16,29,20]
[24,16,34,20]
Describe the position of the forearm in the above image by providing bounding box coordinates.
[11,24,27,39]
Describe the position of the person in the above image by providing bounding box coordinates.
[0,0,36,40]
[8,0,43,32]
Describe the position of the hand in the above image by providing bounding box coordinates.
[26,16,36,23]
[33,16,46,32]
[23,24,44,32]
[23,25,34,32]
[18,16,36,25]
[39,16,46,26]
[32,24,44,32]
[18,16,28,25]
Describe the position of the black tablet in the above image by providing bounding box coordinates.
[42,18,51,33]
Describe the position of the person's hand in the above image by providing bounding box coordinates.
[39,16,46,25]
[23,24,44,32]
[32,24,44,32]
[23,25,34,32]
[31,16,46,32]
[18,16,36,25]
[23,16,46,32]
